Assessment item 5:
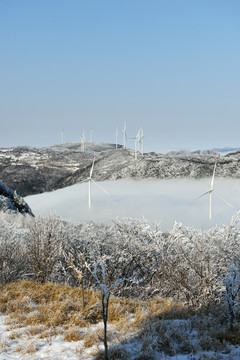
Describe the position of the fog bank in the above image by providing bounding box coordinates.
[26,179,240,230]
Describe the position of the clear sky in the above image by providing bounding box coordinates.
[0,0,240,152]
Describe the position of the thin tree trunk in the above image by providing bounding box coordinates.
[103,318,109,360]
[81,257,85,309]
[102,296,109,360]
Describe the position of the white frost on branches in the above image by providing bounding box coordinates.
[85,261,133,299]
[221,261,240,329]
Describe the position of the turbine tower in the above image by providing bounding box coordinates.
[196,157,233,220]
[131,128,143,160]
[139,127,144,155]
[81,131,85,152]
[135,129,141,160]
[122,122,127,149]
[79,154,109,209]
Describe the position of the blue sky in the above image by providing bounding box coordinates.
[0,0,240,152]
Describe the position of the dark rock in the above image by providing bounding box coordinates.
[0,180,34,216]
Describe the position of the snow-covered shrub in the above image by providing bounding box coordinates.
[25,215,70,283]
[111,217,165,298]
[221,261,240,330]
[0,212,29,284]
[160,222,222,308]
[0,207,240,312]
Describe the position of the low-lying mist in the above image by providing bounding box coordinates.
[26,178,240,230]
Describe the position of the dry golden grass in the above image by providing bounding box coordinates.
[108,300,131,324]
[94,345,130,360]
[15,340,39,354]
[63,327,85,342]
[68,312,88,327]
[0,280,183,344]
[83,327,113,349]
[1,279,238,358]
[0,338,9,350]
[82,300,103,324]
[83,331,102,348]
[38,327,59,340]
[26,325,44,336]
[8,330,22,340]
[7,312,27,326]
[148,297,185,319]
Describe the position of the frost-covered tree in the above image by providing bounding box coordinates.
[25,215,71,283]
[85,261,133,360]
[0,212,29,284]
[161,222,222,308]
[0,207,240,311]
[112,217,165,298]
[221,261,240,331]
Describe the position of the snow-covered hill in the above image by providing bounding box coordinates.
[1,142,240,197]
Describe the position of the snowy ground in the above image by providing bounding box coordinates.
[0,314,94,360]
[1,314,240,360]
[26,178,240,230]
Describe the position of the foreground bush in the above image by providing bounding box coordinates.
[0,211,240,317]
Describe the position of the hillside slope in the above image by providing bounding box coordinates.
[0,143,240,196]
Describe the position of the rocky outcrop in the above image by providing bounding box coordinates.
[0,180,34,216]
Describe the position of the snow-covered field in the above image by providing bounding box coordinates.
[0,314,83,360]
[26,178,240,230]
[1,313,240,360]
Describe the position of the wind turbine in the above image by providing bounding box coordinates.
[130,128,144,160]
[80,154,109,209]
[135,129,141,160]
[122,122,127,149]
[139,127,144,155]
[81,131,85,152]
[61,128,64,144]
[196,157,233,220]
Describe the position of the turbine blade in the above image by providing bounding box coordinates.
[214,191,233,208]
[195,190,211,200]
[79,178,90,185]
[91,179,110,195]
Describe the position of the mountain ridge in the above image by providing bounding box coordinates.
[1,143,240,197]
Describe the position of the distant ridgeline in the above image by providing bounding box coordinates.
[0,144,240,197]
[0,180,34,216]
